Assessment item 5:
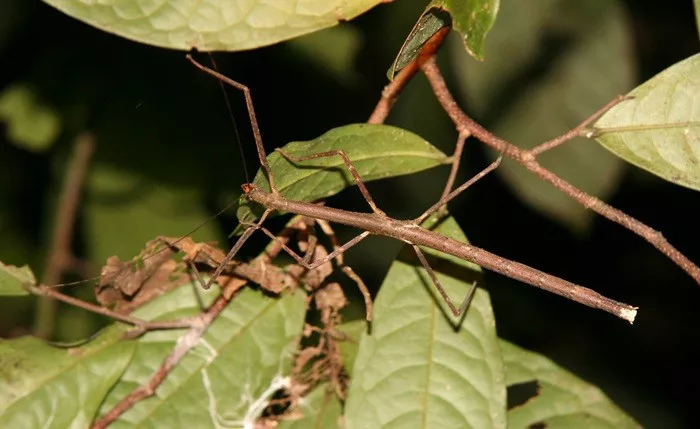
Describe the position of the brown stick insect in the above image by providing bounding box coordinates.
[186,55,637,324]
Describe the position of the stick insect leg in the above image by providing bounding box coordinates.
[255,225,370,270]
[317,219,374,322]
[24,284,197,331]
[201,209,273,290]
[275,149,386,216]
[439,132,468,203]
[254,223,374,320]
[412,245,477,317]
[299,218,319,266]
[530,95,630,156]
[186,55,279,194]
[415,155,503,225]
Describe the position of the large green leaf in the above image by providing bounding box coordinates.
[101,287,306,427]
[594,53,700,191]
[1,278,307,428]
[337,325,639,428]
[236,124,450,225]
[42,0,383,51]
[452,0,633,231]
[0,326,135,427]
[344,216,506,429]
[502,340,639,428]
[0,261,35,296]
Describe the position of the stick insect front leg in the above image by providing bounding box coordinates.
[250,219,375,321]
[275,149,386,216]
[200,209,273,290]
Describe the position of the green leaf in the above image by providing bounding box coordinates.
[387,8,451,80]
[335,319,366,379]
[1,274,307,428]
[451,0,633,231]
[0,84,61,153]
[501,340,639,428]
[388,0,499,79]
[344,216,506,429]
[236,124,449,226]
[594,53,700,191]
[432,0,499,60]
[100,288,306,427]
[277,384,342,429]
[42,0,383,51]
[0,261,35,296]
[0,326,135,427]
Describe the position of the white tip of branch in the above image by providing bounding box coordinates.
[620,306,638,324]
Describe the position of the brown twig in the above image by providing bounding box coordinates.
[26,283,196,330]
[34,133,95,339]
[91,293,230,429]
[420,56,700,285]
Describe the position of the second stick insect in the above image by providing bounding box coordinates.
[186,55,638,324]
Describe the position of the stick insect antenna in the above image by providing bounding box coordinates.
[186,54,278,194]
[205,52,250,183]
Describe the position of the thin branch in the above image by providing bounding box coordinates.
[34,133,95,339]
[26,283,196,330]
[368,58,422,124]
[368,27,451,124]
[440,132,468,203]
[420,56,700,286]
[91,294,230,429]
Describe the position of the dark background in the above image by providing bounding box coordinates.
[0,1,698,427]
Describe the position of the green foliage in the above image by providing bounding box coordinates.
[0,262,34,296]
[334,219,637,428]
[429,0,500,60]
[1,282,306,428]
[594,53,700,191]
[2,0,695,427]
[237,124,450,226]
[0,217,639,428]
[502,341,639,428]
[0,327,134,428]
[388,0,498,79]
[42,0,383,51]
[344,216,506,428]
